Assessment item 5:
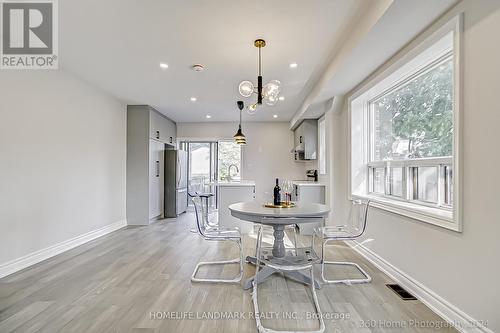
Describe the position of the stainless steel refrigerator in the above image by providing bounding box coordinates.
[164,150,188,217]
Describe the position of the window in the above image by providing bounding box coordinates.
[371,57,453,162]
[349,16,462,231]
[217,140,241,181]
[318,116,327,175]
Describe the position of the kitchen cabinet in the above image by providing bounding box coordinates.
[215,182,256,234]
[294,122,304,150]
[149,108,177,146]
[292,181,325,235]
[149,139,164,219]
[293,120,317,160]
[127,105,177,225]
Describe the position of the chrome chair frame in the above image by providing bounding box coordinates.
[252,223,325,333]
[314,200,372,285]
[191,196,243,284]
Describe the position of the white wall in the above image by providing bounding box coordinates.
[177,122,304,200]
[332,1,500,331]
[0,71,126,270]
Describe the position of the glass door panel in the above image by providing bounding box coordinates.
[188,142,211,192]
[186,141,218,208]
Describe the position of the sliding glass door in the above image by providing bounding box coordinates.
[182,140,242,209]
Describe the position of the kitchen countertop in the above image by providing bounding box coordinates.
[208,180,256,187]
[292,180,326,186]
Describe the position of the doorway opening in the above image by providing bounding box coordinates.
[181,140,242,209]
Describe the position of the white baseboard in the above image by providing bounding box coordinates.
[346,240,492,333]
[0,219,127,279]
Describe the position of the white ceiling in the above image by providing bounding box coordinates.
[60,0,366,122]
[60,0,456,124]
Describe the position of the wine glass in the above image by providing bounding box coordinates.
[281,179,292,205]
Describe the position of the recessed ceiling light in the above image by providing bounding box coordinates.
[273,114,278,118]
[206,114,211,119]
[278,96,285,101]
[289,63,298,68]
[190,97,197,102]
[160,63,168,69]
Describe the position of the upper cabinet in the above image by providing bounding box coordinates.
[293,120,317,160]
[149,108,177,146]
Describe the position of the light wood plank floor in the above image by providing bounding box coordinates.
[0,212,457,333]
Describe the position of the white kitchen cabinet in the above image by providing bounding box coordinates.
[292,182,325,235]
[164,118,176,146]
[127,105,177,225]
[216,182,256,234]
[149,108,176,146]
[149,139,164,219]
[293,120,318,161]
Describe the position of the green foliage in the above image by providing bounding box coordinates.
[373,58,453,160]
[218,141,241,180]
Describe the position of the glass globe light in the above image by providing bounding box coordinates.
[239,81,254,97]
[265,94,278,106]
[247,103,257,115]
[262,80,281,99]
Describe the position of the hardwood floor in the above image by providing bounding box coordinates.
[0,212,457,332]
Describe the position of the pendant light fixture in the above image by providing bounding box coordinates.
[238,39,281,114]
[234,101,246,145]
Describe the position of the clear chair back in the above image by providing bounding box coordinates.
[342,199,370,237]
[192,196,209,237]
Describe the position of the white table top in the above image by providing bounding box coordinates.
[229,201,329,225]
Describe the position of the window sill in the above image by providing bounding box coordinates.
[352,194,460,232]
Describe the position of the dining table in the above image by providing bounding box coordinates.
[229,201,330,290]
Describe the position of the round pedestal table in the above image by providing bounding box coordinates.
[229,201,330,290]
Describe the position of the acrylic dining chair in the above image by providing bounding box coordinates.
[191,196,243,283]
[313,199,372,285]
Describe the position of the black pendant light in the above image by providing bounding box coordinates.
[234,101,246,145]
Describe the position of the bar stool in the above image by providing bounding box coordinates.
[197,192,215,227]
[188,191,216,234]
[191,196,243,283]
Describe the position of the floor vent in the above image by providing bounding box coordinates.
[386,284,417,300]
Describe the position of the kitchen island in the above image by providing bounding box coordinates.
[208,181,256,234]
[292,181,326,235]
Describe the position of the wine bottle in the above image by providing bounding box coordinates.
[273,178,281,205]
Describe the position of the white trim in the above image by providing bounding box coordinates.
[346,240,493,333]
[356,195,458,231]
[451,14,464,233]
[0,219,127,279]
[318,115,327,175]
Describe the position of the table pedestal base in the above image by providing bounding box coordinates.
[244,256,320,290]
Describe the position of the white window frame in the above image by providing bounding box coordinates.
[348,15,463,232]
[318,115,327,175]
[367,157,453,208]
